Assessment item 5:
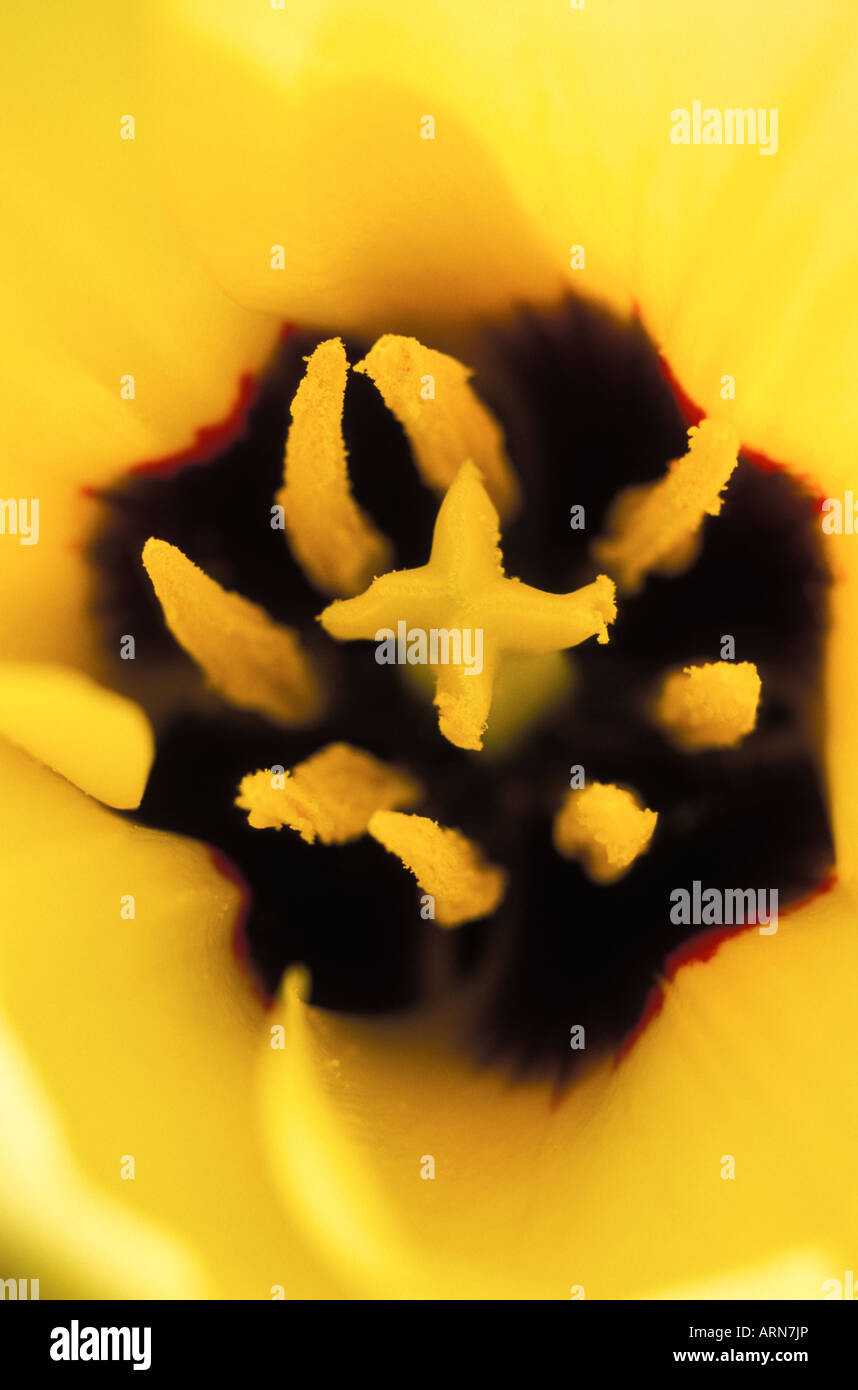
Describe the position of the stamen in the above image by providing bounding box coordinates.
[654,660,762,750]
[142,538,320,724]
[277,338,392,597]
[236,743,421,844]
[552,782,658,884]
[320,461,616,751]
[367,810,506,927]
[354,334,519,518]
[592,418,739,593]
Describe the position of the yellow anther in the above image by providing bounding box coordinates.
[277,338,392,597]
[354,334,519,518]
[592,418,739,593]
[142,538,320,725]
[320,460,616,751]
[368,810,506,927]
[236,743,421,844]
[655,660,761,750]
[553,782,658,884]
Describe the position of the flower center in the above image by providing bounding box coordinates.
[90,298,834,1080]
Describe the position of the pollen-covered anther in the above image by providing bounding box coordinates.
[277,338,392,597]
[655,660,762,750]
[368,810,506,927]
[320,460,616,751]
[354,334,519,518]
[236,743,421,844]
[552,782,658,884]
[142,538,321,725]
[592,418,740,594]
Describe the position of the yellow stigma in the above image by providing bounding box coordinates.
[592,418,739,594]
[552,782,658,884]
[320,460,616,751]
[354,334,519,519]
[368,810,506,927]
[655,660,762,750]
[236,743,421,844]
[276,338,392,597]
[142,538,321,725]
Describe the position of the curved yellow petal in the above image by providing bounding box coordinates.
[148,0,561,333]
[0,1017,207,1298]
[260,886,857,1297]
[258,968,417,1295]
[633,7,858,487]
[0,739,340,1297]
[0,663,153,809]
[0,2,279,664]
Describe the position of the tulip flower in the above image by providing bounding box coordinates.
[1,0,856,1300]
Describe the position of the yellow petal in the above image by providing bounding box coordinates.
[0,2,279,662]
[652,1249,832,1301]
[0,663,153,809]
[236,743,421,843]
[0,738,340,1297]
[354,335,518,517]
[655,661,762,751]
[151,0,858,485]
[259,969,415,1293]
[368,811,506,927]
[261,886,857,1297]
[0,1016,207,1298]
[553,782,658,884]
[278,339,392,597]
[143,538,321,724]
[633,7,858,487]
[148,0,561,332]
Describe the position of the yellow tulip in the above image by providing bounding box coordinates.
[1,0,856,1300]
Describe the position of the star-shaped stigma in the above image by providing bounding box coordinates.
[320,459,617,750]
